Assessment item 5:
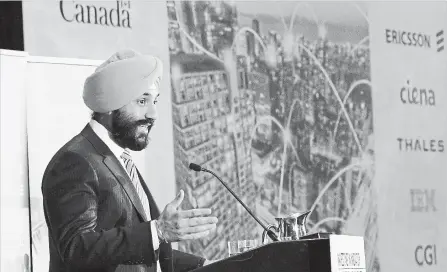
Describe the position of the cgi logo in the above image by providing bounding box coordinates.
[385,29,444,52]
[415,244,437,266]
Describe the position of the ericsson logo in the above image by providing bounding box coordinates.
[436,30,444,52]
[385,29,444,52]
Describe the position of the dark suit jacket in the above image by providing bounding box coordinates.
[41,124,205,272]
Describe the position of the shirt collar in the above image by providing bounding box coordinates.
[89,119,126,160]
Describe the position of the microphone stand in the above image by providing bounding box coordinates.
[202,168,279,242]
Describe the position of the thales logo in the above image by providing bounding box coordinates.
[59,0,131,28]
[385,28,444,52]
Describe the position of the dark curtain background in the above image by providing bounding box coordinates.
[0,1,24,51]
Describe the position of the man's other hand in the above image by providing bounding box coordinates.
[156,190,218,243]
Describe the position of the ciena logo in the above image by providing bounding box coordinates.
[59,0,131,28]
[385,28,444,52]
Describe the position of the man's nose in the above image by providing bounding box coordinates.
[145,106,158,120]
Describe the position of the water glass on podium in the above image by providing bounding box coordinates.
[228,239,259,257]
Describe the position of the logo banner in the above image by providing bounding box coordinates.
[370,1,447,271]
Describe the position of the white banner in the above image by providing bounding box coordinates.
[22,0,168,60]
[0,50,31,272]
[369,2,447,271]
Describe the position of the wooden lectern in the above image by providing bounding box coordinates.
[191,234,366,272]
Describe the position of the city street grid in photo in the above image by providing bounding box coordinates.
[166,1,377,271]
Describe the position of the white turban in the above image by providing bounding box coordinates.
[83,49,163,113]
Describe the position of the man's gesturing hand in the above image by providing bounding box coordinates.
[155,190,218,243]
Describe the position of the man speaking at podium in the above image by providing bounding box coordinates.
[41,50,218,272]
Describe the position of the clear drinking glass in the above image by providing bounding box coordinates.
[228,239,259,257]
[238,239,259,253]
[228,241,239,257]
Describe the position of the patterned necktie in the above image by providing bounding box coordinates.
[120,150,151,220]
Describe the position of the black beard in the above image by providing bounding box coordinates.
[109,110,154,151]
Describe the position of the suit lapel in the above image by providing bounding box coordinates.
[81,124,148,222]
[103,157,148,222]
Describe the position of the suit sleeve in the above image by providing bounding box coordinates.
[172,249,206,272]
[42,151,157,269]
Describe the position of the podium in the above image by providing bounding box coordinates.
[192,234,366,272]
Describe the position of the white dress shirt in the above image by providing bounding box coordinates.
[89,119,161,270]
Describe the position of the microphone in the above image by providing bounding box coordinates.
[188,162,279,242]
[189,163,203,172]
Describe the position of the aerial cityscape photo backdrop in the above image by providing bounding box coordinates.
[166,1,376,271]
